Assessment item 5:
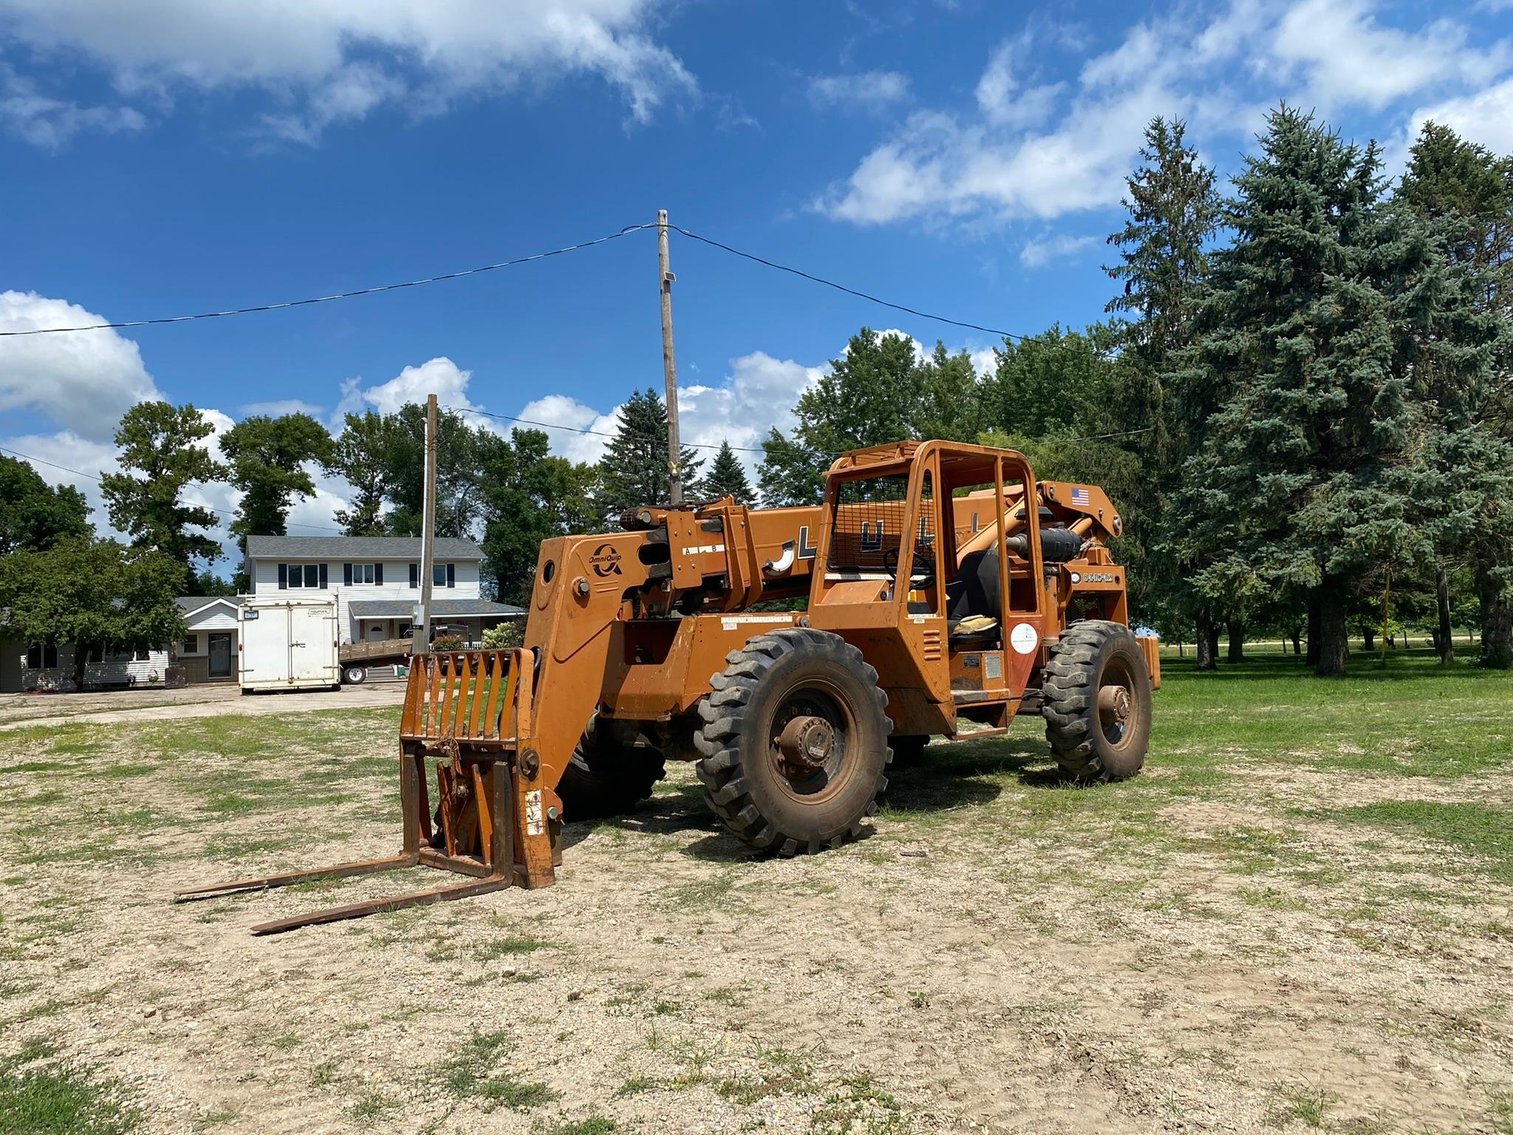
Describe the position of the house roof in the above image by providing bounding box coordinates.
[245,535,483,561]
[347,599,524,618]
[174,595,244,616]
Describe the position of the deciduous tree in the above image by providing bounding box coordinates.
[220,412,334,550]
[0,454,90,554]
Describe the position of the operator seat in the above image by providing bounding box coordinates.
[947,545,1003,645]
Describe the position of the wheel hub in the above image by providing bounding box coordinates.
[775,715,836,772]
[1098,684,1131,727]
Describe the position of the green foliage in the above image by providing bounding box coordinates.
[0,537,187,689]
[696,440,755,504]
[324,410,396,536]
[976,324,1111,437]
[0,1042,139,1135]
[758,329,977,505]
[1168,107,1457,674]
[219,412,333,550]
[595,389,702,523]
[481,620,524,650]
[480,428,597,605]
[0,454,90,555]
[98,401,223,580]
[379,404,491,538]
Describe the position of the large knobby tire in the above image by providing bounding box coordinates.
[1043,620,1153,782]
[695,629,891,856]
[556,715,666,821]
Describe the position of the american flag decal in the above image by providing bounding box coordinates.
[1070,486,1090,506]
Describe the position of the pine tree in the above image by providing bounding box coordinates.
[595,389,703,524]
[1104,116,1223,664]
[1398,123,1513,668]
[697,441,755,503]
[99,401,225,586]
[1173,106,1428,677]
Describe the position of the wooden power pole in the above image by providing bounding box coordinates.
[412,392,438,658]
[657,208,683,506]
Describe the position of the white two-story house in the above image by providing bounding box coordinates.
[243,535,524,645]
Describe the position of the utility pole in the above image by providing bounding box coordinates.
[657,208,683,506]
[412,392,438,658]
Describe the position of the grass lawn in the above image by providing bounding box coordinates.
[0,649,1509,1134]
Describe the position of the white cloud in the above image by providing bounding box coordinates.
[0,291,163,442]
[808,70,911,112]
[0,65,146,149]
[1019,233,1099,268]
[0,0,696,145]
[1409,76,1513,154]
[240,399,324,417]
[814,0,1513,229]
[516,351,824,476]
[1268,0,1508,111]
[347,356,478,416]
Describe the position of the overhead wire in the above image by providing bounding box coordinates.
[0,223,657,337]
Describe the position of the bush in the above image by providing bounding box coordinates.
[431,634,466,652]
[481,621,524,650]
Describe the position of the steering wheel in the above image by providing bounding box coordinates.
[883,546,937,587]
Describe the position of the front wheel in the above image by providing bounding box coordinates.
[695,629,890,856]
[1042,620,1152,782]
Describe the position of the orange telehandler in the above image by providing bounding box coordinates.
[178,440,1157,933]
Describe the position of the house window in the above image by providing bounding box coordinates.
[434,563,455,588]
[279,563,327,589]
[344,563,382,585]
[26,643,58,669]
[184,635,199,654]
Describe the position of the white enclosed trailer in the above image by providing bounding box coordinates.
[238,598,340,693]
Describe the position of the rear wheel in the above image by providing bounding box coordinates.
[556,715,666,821]
[695,629,891,855]
[1042,620,1152,782]
[342,665,367,685]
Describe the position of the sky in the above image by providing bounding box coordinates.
[3,0,1512,566]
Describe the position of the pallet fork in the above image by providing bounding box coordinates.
[174,650,560,935]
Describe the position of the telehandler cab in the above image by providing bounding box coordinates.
[178,440,1157,933]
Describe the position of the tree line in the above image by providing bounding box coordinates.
[2,106,1507,677]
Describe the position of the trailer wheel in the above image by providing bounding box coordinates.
[342,665,367,686]
[695,629,891,856]
[556,715,666,821]
[1042,620,1152,782]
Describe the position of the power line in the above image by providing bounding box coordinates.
[0,223,656,337]
[0,444,344,533]
[451,405,766,454]
[451,405,1150,454]
[670,225,1027,341]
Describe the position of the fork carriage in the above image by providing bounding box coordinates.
[174,649,561,935]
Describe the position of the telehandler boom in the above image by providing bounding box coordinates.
[178,440,1158,933]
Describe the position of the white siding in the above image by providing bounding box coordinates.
[248,556,483,642]
[20,646,171,692]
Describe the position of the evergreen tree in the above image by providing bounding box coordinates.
[1103,116,1223,663]
[594,389,702,524]
[1398,122,1513,668]
[0,454,90,554]
[696,440,755,504]
[99,401,224,586]
[1172,106,1431,677]
[325,410,395,536]
[220,412,334,550]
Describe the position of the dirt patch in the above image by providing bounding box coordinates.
[1,712,1510,1134]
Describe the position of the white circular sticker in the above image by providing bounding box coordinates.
[1010,623,1039,655]
[1069,571,1082,584]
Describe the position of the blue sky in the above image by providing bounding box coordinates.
[3,0,1512,555]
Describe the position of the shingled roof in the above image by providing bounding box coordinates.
[244,536,483,560]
